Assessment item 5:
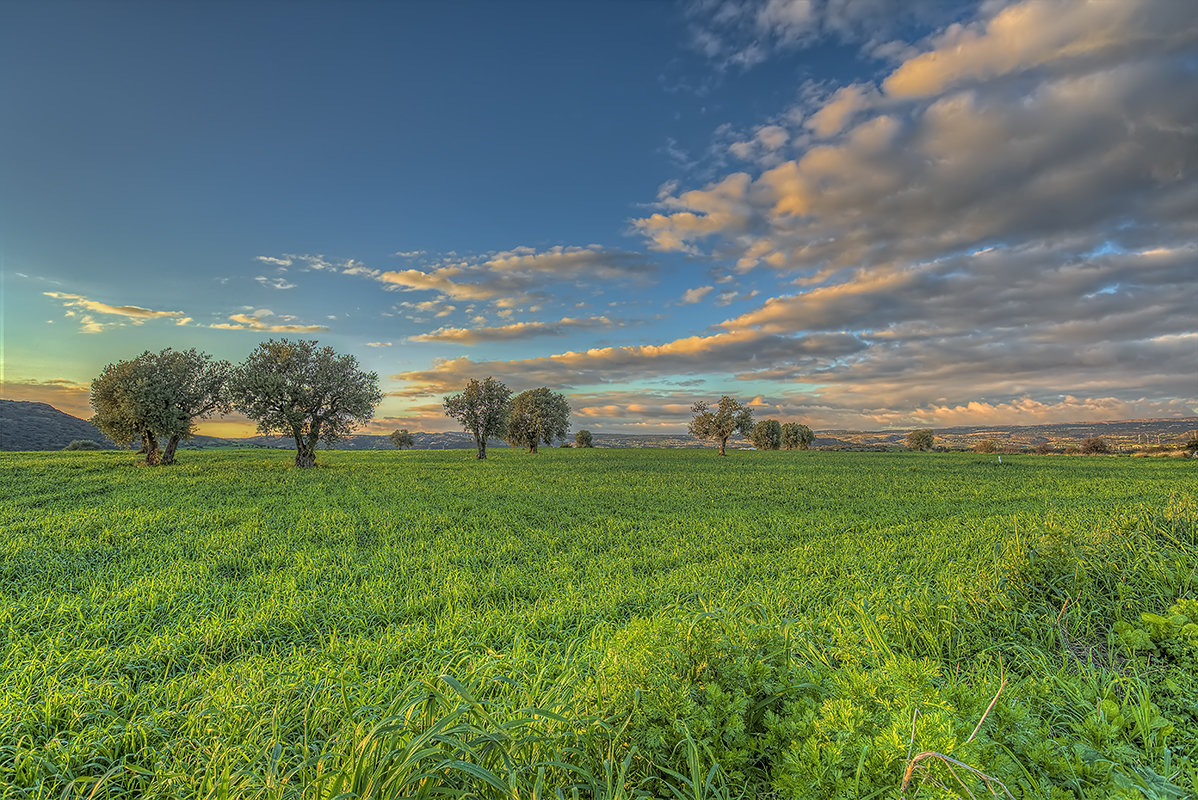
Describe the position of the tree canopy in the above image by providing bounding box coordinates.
[750,418,782,451]
[90,348,231,465]
[574,429,594,448]
[443,377,512,459]
[781,422,814,451]
[389,429,415,450]
[689,396,754,456]
[506,387,570,453]
[229,339,381,468]
[906,429,935,451]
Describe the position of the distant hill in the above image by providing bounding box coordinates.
[1,399,1195,452]
[0,400,115,451]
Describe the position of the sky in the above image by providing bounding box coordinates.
[2,0,1195,436]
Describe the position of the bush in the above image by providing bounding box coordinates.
[974,439,999,453]
[63,440,104,451]
[574,429,594,448]
[751,419,782,450]
[1080,437,1110,455]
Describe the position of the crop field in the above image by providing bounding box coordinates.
[0,449,1195,799]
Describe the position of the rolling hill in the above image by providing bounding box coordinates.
[1,399,1194,452]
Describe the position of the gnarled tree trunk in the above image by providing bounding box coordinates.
[295,441,317,468]
[161,435,181,465]
[475,435,487,459]
[143,431,161,465]
[718,436,728,456]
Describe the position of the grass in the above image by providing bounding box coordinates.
[0,448,1194,798]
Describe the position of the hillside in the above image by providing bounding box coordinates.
[1,399,1195,452]
[0,400,115,451]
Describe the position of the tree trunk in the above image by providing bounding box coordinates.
[475,436,487,459]
[295,442,316,468]
[144,432,161,465]
[528,442,538,454]
[161,435,181,465]
[718,436,728,456]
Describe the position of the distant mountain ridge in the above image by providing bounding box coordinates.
[1,399,1195,452]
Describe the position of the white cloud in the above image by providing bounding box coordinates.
[679,285,715,304]
[44,291,189,333]
[255,276,297,290]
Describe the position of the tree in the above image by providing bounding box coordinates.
[1080,436,1109,455]
[389,429,415,450]
[575,429,594,448]
[974,439,999,453]
[506,387,570,453]
[689,396,753,456]
[781,422,815,451]
[750,418,782,450]
[90,348,231,465]
[906,429,934,451]
[230,339,381,468]
[443,376,512,459]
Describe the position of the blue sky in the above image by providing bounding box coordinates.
[2,0,1195,434]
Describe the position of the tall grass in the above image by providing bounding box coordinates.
[0,449,1193,797]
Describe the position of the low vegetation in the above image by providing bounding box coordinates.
[1,449,1194,798]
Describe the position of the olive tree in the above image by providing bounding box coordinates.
[90,348,231,465]
[506,387,570,453]
[443,376,512,459]
[574,429,594,448]
[689,396,753,456]
[230,339,381,468]
[389,429,415,450]
[750,418,782,450]
[906,429,935,451]
[781,422,814,450]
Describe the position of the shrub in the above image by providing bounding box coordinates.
[575,429,594,448]
[1080,437,1110,455]
[63,440,104,451]
[974,439,999,453]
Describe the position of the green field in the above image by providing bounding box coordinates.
[1,449,1195,799]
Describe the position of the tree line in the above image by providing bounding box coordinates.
[89,339,826,467]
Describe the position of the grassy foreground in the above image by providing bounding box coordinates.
[0,448,1195,799]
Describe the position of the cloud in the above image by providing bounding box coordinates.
[43,291,188,333]
[883,0,1197,98]
[364,341,393,347]
[385,1,1196,431]
[255,256,293,267]
[684,0,960,69]
[679,285,715,304]
[638,0,1198,279]
[255,276,297,290]
[408,315,615,345]
[210,309,329,332]
[264,245,656,314]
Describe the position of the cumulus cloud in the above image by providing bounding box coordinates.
[679,285,715,304]
[385,0,1197,430]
